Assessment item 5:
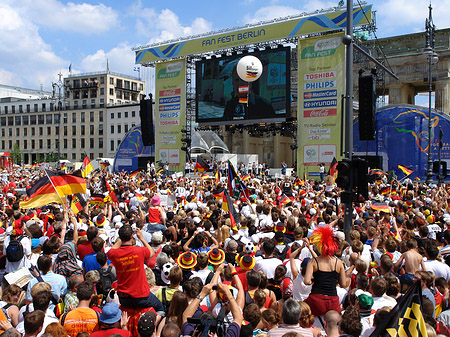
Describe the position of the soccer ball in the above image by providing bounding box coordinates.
[162,262,175,278]
[245,242,255,255]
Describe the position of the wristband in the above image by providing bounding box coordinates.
[231,271,237,276]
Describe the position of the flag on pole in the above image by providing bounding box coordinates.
[81,156,93,178]
[68,64,72,74]
[329,157,338,177]
[107,59,109,72]
[398,165,413,176]
[134,66,140,72]
[279,194,291,206]
[156,168,164,175]
[371,203,391,213]
[213,186,225,201]
[20,170,87,209]
[194,157,209,173]
[149,182,157,190]
[215,169,220,181]
[222,191,240,229]
[369,282,427,337]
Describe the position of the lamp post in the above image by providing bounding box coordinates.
[424,4,438,184]
[52,72,64,162]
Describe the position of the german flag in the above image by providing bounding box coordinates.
[225,191,240,229]
[71,194,87,215]
[99,161,110,170]
[369,282,427,337]
[213,187,225,201]
[104,179,118,204]
[398,165,413,176]
[239,97,248,104]
[194,157,209,173]
[149,182,157,190]
[242,174,250,182]
[167,189,172,195]
[135,193,145,201]
[371,203,391,213]
[130,170,140,178]
[156,168,164,175]
[81,156,94,178]
[380,186,391,196]
[279,194,291,206]
[215,169,220,181]
[20,170,87,209]
[329,157,338,177]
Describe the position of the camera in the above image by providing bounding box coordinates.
[187,317,225,337]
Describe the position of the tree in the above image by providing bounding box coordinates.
[10,143,21,165]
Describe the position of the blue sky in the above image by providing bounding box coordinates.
[0,0,448,97]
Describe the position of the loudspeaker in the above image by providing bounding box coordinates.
[140,94,154,146]
[358,75,376,141]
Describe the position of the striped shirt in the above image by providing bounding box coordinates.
[268,324,314,337]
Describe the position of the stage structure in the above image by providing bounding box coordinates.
[133,5,373,174]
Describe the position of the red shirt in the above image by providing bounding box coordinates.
[107,245,151,298]
[77,241,94,261]
[234,266,248,291]
[91,328,131,337]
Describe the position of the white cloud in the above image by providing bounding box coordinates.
[0,4,68,90]
[129,2,213,44]
[12,0,119,34]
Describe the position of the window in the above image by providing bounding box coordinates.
[8,117,13,126]
[99,111,103,122]
[99,138,103,148]
[72,126,76,136]
[131,123,135,128]
[1,140,4,149]
[100,99,104,107]
[34,104,38,112]
[139,83,143,90]
[24,140,27,149]
[72,153,76,160]
[100,88,104,95]
[110,140,114,151]
[39,127,43,136]
[31,139,35,148]
[99,124,103,135]
[81,125,85,136]
[72,139,76,148]
[131,111,135,118]
[26,104,30,113]
[11,106,15,114]
[30,115,36,125]
[110,77,114,84]
[15,116,21,125]
[47,127,51,135]
[46,115,52,124]
[8,128,12,137]
[110,112,114,119]
[23,116,28,125]
[4,106,7,114]
[42,103,46,111]
[90,111,94,122]
[24,128,27,136]
[117,124,121,133]
[0,117,5,126]
[117,112,121,119]
[31,128,35,136]
[63,126,67,136]
[72,113,76,123]
[19,105,23,113]
[64,139,67,149]
[91,99,96,107]
[38,115,44,124]
[109,88,114,95]
[117,139,121,147]
[90,125,94,135]
[1,129,4,137]
[63,113,67,124]
[39,139,43,149]
[16,128,19,136]
[81,112,85,122]
[50,103,54,111]
[100,76,104,84]
[80,138,85,148]
[8,141,12,150]
[90,138,94,148]
[111,125,114,134]
[47,139,51,149]
[55,126,59,135]
[124,124,129,133]
[74,101,78,108]
[125,111,128,118]
[54,114,60,124]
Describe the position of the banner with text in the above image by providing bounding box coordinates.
[155,59,186,172]
[136,6,371,63]
[297,32,345,177]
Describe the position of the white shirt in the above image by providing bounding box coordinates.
[3,235,32,274]
[292,273,311,301]
[17,309,58,337]
[424,259,450,281]
[254,257,283,279]
[372,294,397,311]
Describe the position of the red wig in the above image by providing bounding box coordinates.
[310,225,339,257]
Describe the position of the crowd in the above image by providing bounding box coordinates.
[0,164,449,337]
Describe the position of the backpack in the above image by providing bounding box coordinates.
[6,235,25,262]
[96,266,115,299]
[161,288,172,314]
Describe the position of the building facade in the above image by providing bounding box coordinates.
[0,72,145,164]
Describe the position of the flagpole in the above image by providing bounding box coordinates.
[42,169,68,210]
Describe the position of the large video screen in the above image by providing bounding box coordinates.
[195,46,290,125]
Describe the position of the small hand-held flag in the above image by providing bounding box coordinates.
[398,165,413,176]
[329,157,338,177]
[194,157,209,173]
[81,156,93,178]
